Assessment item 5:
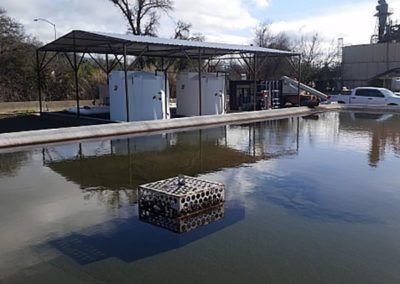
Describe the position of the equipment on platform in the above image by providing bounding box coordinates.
[372,0,400,43]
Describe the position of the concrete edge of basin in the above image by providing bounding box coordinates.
[0,104,398,150]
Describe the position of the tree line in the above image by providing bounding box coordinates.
[0,1,341,103]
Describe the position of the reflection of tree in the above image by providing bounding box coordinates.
[48,142,259,209]
[83,187,137,210]
[0,151,30,177]
[251,118,299,157]
[46,122,300,209]
[339,113,400,167]
[369,125,387,167]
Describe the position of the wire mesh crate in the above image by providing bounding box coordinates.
[138,175,225,218]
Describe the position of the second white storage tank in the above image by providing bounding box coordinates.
[176,72,225,117]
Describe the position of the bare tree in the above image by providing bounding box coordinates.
[110,0,173,36]
[253,22,294,79]
[254,22,291,50]
[173,20,204,41]
[294,33,340,86]
[174,20,191,39]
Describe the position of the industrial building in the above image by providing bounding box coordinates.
[341,0,400,90]
[342,42,400,89]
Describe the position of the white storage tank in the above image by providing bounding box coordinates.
[176,72,225,116]
[109,71,170,122]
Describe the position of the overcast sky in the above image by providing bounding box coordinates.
[2,0,400,46]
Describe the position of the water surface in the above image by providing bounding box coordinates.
[1,112,400,283]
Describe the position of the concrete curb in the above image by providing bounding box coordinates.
[0,107,316,149]
[0,104,398,150]
[321,104,400,113]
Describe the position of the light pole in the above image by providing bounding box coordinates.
[34,18,57,40]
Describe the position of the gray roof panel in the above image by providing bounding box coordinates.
[39,30,298,59]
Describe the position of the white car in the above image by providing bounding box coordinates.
[328,87,400,106]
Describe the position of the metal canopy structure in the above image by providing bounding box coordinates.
[36,30,301,120]
[39,30,298,59]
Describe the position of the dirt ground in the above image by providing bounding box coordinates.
[0,100,93,114]
[0,114,109,134]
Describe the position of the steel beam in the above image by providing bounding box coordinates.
[297,55,302,107]
[73,32,80,117]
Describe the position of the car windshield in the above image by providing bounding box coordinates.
[381,89,399,97]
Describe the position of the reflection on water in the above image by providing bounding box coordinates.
[139,204,225,233]
[0,151,31,177]
[339,112,400,167]
[49,203,244,265]
[41,119,300,209]
[1,112,400,283]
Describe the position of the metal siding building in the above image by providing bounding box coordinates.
[342,42,400,88]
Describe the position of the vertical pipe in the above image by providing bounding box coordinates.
[127,138,132,186]
[198,48,202,116]
[73,33,80,117]
[253,53,257,111]
[297,55,302,107]
[248,125,251,155]
[36,49,43,114]
[162,57,168,119]
[252,125,256,157]
[78,143,83,159]
[42,148,45,165]
[123,44,130,122]
[199,129,203,172]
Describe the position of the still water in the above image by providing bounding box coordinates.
[1,112,400,283]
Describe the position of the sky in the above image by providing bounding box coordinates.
[2,0,400,47]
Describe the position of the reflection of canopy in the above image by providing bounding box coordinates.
[48,143,260,190]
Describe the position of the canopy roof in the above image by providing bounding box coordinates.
[38,30,299,59]
[372,67,400,80]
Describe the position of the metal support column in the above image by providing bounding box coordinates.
[297,55,302,107]
[72,33,80,117]
[198,48,202,116]
[123,44,130,122]
[253,53,257,111]
[36,49,43,114]
[106,54,110,86]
